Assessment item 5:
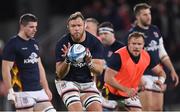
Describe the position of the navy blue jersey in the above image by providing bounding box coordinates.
[103,40,124,61]
[2,35,42,91]
[55,31,104,83]
[125,25,162,76]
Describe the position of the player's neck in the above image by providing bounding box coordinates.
[80,31,86,42]
[72,32,86,43]
[18,32,30,41]
[137,23,149,30]
[108,37,115,46]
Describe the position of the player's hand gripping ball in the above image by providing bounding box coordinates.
[67,44,86,63]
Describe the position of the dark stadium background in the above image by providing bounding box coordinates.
[0,0,180,111]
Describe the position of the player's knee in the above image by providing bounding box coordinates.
[151,105,163,111]
[64,95,80,107]
[83,94,102,109]
[42,106,56,112]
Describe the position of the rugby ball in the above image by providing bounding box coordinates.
[67,44,86,63]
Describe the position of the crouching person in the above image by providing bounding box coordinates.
[104,32,166,111]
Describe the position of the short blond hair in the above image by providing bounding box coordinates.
[67,11,84,24]
[128,32,145,42]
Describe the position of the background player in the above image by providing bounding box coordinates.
[85,17,100,40]
[2,13,56,111]
[125,3,179,110]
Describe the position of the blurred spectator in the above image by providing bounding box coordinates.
[85,18,99,37]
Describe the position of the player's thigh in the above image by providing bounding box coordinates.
[128,107,142,111]
[16,107,33,112]
[55,80,83,110]
[139,90,153,107]
[151,92,163,110]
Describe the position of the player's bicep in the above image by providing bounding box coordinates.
[2,60,14,70]
[105,67,118,77]
[91,42,104,59]
[92,58,104,64]
[2,60,14,78]
[159,37,168,60]
[37,58,44,70]
[56,61,63,71]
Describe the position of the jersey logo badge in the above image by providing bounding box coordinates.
[24,52,38,64]
[34,44,39,50]
[22,47,28,50]
[153,32,159,38]
[108,51,113,57]
[145,40,159,51]
[143,33,148,38]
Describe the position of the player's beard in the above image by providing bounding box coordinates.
[102,38,109,46]
[133,49,141,56]
[72,31,84,42]
[141,19,151,27]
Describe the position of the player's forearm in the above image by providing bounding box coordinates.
[152,64,166,84]
[154,67,166,83]
[38,58,50,90]
[158,69,166,81]
[161,57,176,73]
[39,68,50,90]
[2,61,13,89]
[88,59,104,75]
[104,68,127,92]
[110,79,127,92]
[40,75,50,90]
[56,61,70,79]
[159,38,176,73]
[2,72,12,89]
[105,72,126,92]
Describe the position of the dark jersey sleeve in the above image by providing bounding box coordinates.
[55,35,69,62]
[55,40,63,62]
[154,25,163,38]
[91,38,104,59]
[111,40,124,52]
[2,39,16,61]
[106,53,121,71]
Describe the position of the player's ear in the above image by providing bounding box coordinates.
[84,22,87,28]
[66,25,70,33]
